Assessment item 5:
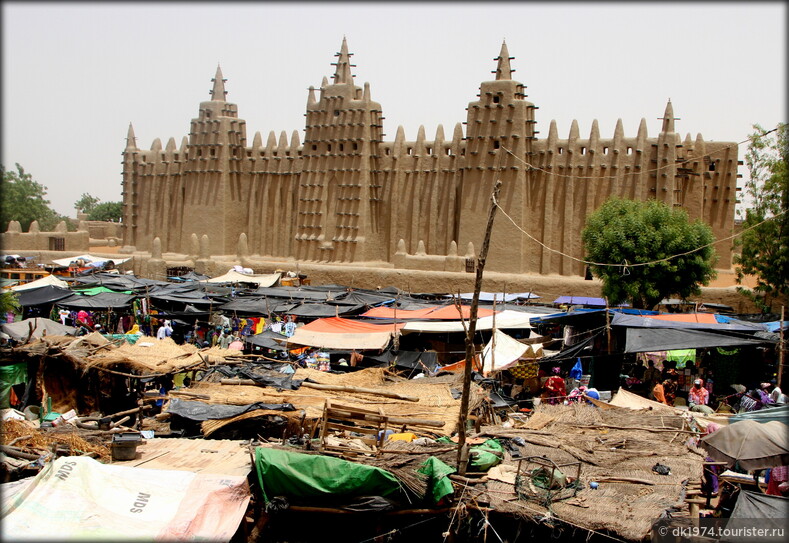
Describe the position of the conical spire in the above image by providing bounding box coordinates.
[125,123,137,150]
[661,99,675,133]
[332,37,354,85]
[493,41,514,80]
[210,65,227,101]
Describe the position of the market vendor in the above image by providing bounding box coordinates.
[542,367,566,405]
[653,379,672,405]
[688,378,714,414]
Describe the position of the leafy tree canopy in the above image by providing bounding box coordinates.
[0,163,64,231]
[734,123,788,312]
[74,193,100,215]
[582,197,717,309]
[87,201,123,222]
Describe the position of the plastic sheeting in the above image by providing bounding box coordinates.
[15,285,74,307]
[722,491,789,543]
[167,398,295,421]
[700,420,789,470]
[0,362,26,408]
[9,274,69,292]
[481,329,529,374]
[201,270,280,287]
[0,455,250,541]
[624,327,772,353]
[0,317,76,341]
[56,291,136,309]
[730,405,789,425]
[254,447,403,504]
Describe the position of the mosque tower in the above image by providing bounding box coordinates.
[457,42,537,273]
[294,38,386,263]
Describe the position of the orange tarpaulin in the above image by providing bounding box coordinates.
[645,313,718,324]
[361,305,496,320]
[300,316,405,333]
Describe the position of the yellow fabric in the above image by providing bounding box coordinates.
[255,318,265,334]
[127,324,140,335]
[387,432,417,443]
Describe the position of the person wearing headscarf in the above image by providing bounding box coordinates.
[542,367,567,405]
[653,380,672,405]
[688,378,714,414]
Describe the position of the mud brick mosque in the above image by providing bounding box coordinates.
[118,39,739,283]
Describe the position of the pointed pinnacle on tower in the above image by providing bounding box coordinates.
[493,41,514,81]
[332,37,354,85]
[660,99,679,133]
[126,123,137,150]
[210,65,227,101]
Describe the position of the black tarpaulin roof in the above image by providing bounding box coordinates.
[624,327,774,353]
[286,303,363,318]
[251,287,332,301]
[56,292,136,309]
[16,285,75,307]
[611,312,766,332]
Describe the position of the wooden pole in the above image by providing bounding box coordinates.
[456,181,501,475]
[778,306,785,389]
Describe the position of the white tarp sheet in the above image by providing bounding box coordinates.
[481,329,529,373]
[1,456,250,541]
[9,274,69,291]
[50,254,131,267]
[401,309,533,333]
[201,270,281,287]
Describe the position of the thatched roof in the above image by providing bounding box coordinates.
[193,368,487,436]
[476,403,705,541]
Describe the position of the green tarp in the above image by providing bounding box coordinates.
[254,447,404,504]
[0,363,27,409]
[417,457,456,504]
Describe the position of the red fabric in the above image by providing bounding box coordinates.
[300,317,405,333]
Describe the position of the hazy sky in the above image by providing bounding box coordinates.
[3,2,786,217]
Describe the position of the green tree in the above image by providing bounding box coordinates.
[0,291,20,317]
[0,163,61,231]
[582,197,717,309]
[87,201,123,222]
[734,123,788,312]
[74,193,100,215]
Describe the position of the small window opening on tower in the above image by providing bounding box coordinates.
[312,144,317,151]
[627,147,633,155]
[334,110,340,117]
[603,147,609,155]
[581,147,586,155]
[447,148,452,156]
[247,151,252,158]
[339,144,344,152]
[161,153,166,160]
[353,143,358,150]
[205,111,211,118]
[493,96,500,104]
[558,147,563,155]
[210,148,216,157]
[709,162,716,172]
[327,144,332,152]
[427,147,432,155]
[174,153,179,160]
[493,140,500,150]
[232,149,237,156]
[196,149,202,157]
[407,147,413,156]
[385,148,391,156]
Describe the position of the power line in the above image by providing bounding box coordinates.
[492,192,787,269]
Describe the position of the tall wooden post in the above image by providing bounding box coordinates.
[778,306,785,389]
[456,181,501,475]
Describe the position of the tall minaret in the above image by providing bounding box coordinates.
[457,42,537,273]
[179,66,248,255]
[655,99,679,205]
[120,122,139,252]
[295,38,385,263]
